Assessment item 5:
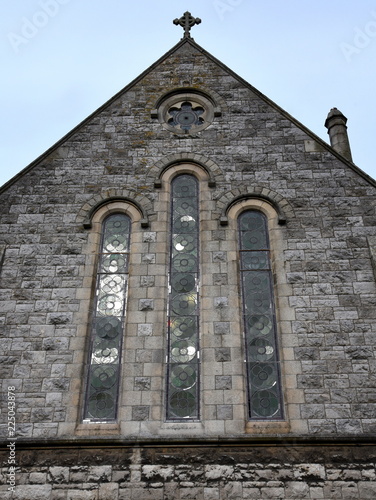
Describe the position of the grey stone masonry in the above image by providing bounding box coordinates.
[0,35,375,452]
[1,443,376,500]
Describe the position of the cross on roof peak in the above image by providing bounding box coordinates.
[173,11,201,39]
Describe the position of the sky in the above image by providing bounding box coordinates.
[1,0,376,187]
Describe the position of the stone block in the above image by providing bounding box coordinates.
[99,483,119,499]
[213,274,228,285]
[140,276,155,287]
[260,486,284,498]
[139,299,154,311]
[66,491,98,500]
[134,377,151,391]
[214,297,228,308]
[87,466,112,482]
[216,405,233,420]
[132,406,150,421]
[215,375,232,390]
[137,324,153,336]
[14,485,52,500]
[141,254,155,264]
[285,481,310,498]
[212,252,226,262]
[215,348,231,362]
[143,232,156,243]
[214,322,230,335]
[29,472,47,484]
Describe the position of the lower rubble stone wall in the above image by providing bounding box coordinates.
[1,441,376,499]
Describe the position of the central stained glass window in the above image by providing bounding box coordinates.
[84,213,131,421]
[238,210,283,420]
[167,102,205,132]
[166,175,200,420]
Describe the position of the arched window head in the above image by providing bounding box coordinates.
[238,210,283,420]
[84,213,131,421]
[166,174,200,420]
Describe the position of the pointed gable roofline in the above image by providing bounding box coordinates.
[1,37,375,194]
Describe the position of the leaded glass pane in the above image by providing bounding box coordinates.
[238,211,283,420]
[240,251,270,270]
[84,213,130,421]
[167,175,199,420]
[100,254,128,274]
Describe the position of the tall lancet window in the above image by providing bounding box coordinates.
[84,214,131,421]
[166,175,200,420]
[238,211,283,420]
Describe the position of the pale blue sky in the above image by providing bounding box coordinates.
[1,1,376,187]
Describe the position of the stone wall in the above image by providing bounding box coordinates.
[1,37,376,498]
[1,442,376,499]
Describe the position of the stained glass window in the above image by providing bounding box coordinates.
[238,211,283,420]
[168,102,205,131]
[84,214,131,421]
[166,175,200,420]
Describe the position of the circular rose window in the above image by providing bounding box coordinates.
[155,92,215,135]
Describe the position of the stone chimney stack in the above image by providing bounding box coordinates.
[325,108,353,162]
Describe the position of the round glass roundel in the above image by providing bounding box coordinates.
[101,254,127,273]
[90,365,118,390]
[98,294,123,317]
[92,338,119,364]
[174,215,196,233]
[248,337,275,362]
[247,314,273,336]
[172,273,196,293]
[172,254,196,273]
[173,234,195,253]
[169,391,196,418]
[171,293,197,316]
[251,389,280,418]
[170,317,196,339]
[95,316,122,339]
[241,251,268,270]
[171,364,197,389]
[173,177,197,198]
[103,235,128,253]
[175,198,196,216]
[171,340,197,363]
[101,275,125,294]
[88,392,115,419]
[249,363,277,389]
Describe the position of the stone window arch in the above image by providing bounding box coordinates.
[81,201,143,423]
[226,199,295,433]
[237,209,283,420]
[166,173,200,420]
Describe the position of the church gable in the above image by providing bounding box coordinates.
[1,12,376,500]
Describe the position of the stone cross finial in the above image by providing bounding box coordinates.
[173,11,201,38]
